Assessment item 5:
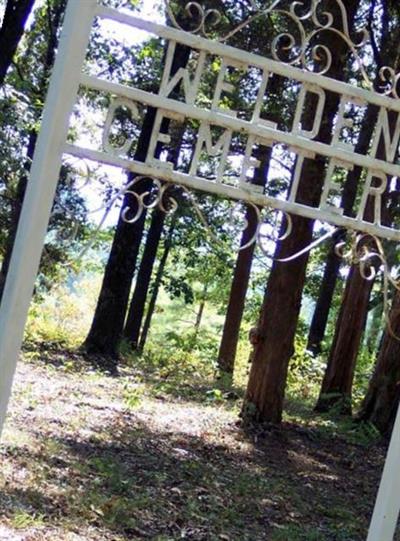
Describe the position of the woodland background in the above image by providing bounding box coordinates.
[1,0,400,539]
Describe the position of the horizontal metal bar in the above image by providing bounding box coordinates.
[80,74,400,179]
[95,5,400,114]
[64,142,400,241]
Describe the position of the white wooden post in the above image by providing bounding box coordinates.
[367,404,400,541]
[0,0,97,438]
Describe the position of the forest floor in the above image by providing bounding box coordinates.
[0,345,395,541]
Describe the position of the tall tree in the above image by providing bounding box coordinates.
[137,219,175,353]
[0,0,35,86]
[123,208,166,348]
[314,263,376,413]
[217,146,271,375]
[314,1,400,412]
[216,72,287,377]
[314,183,398,413]
[307,0,396,355]
[358,291,400,435]
[306,105,377,355]
[84,43,190,358]
[123,127,184,347]
[242,1,359,424]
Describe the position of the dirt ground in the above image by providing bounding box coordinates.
[0,352,395,540]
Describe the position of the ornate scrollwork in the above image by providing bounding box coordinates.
[118,178,296,258]
[377,66,400,100]
[60,162,400,339]
[165,1,221,38]
[164,0,400,93]
[335,232,400,340]
[120,177,178,223]
[166,0,370,78]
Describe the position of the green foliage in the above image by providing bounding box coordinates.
[25,275,101,348]
[164,327,219,362]
[286,329,325,401]
[352,347,377,408]
[123,382,145,409]
[11,510,45,530]
[127,331,217,383]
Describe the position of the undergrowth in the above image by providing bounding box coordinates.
[23,275,381,446]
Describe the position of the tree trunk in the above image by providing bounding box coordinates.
[315,103,398,413]
[306,233,343,356]
[314,186,394,414]
[307,0,398,355]
[0,131,36,301]
[137,222,174,353]
[84,44,190,358]
[358,292,400,435]
[194,300,205,334]
[123,209,166,347]
[194,283,207,339]
[0,0,35,86]
[366,303,384,354]
[83,109,165,357]
[307,104,378,355]
[123,130,184,348]
[217,147,271,375]
[315,265,375,413]
[242,213,317,424]
[242,1,358,424]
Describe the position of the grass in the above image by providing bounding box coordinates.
[4,277,393,539]
[0,346,392,540]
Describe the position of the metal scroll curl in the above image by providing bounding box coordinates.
[335,233,400,341]
[57,166,400,338]
[164,0,400,96]
[117,178,400,341]
[121,177,179,224]
[165,1,221,38]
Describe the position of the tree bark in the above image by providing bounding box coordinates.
[307,105,378,355]
[217,147,271,374]
[315,265,375,413]
[194,283,207,339]
[314,192,394,414]
[358,292,400,435]
[366,303,384,354]
[123,127,184,347]
[138,222,174,353]
[0,0,35,86]
[123,208,166,347]
[83,109,165,357]
[194,299,205,334]
[84,44,190,358]
[306,233,343,355]
[242,1,359,424]
[315,105,398,413]
[0,131,36,301]
[306,0,399,355]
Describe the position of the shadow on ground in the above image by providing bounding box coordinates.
[1,398,386,541]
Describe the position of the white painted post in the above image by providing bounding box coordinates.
[0,0,97,438]
[367,405,400,541]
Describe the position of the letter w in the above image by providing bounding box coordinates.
[160,40,205,105]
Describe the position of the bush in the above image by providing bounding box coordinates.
[24,275,101,348]
[287,334,325,400]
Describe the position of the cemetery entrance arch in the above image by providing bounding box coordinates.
[0,1,400,539]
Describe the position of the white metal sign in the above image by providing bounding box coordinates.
[67,7,400,241]
[0,1,399,540]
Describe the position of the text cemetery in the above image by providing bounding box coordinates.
[2,2,400,541]
[66,9,400,241]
